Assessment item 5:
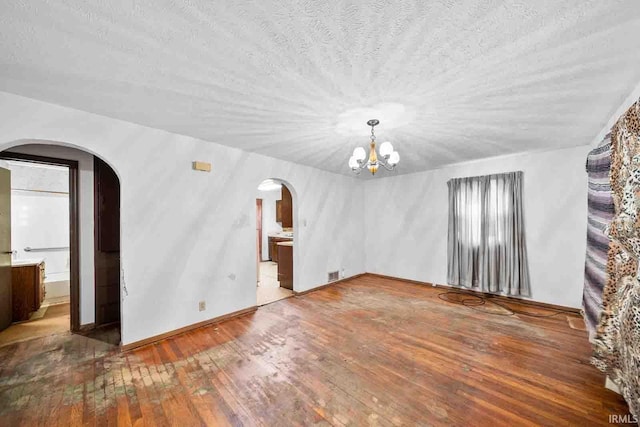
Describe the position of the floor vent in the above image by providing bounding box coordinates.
[328,271,340,282]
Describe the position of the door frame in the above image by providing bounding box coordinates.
[0,151,81,332]
[256,198,262,283]
[256,199,262,259]
[256,178,298,292]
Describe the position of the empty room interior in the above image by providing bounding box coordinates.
[1,1,640,425]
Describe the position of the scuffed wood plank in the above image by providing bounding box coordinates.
[0,276,631,425]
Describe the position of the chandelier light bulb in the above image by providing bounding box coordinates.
[379,141,393,158]
[388,151,400,165]
[348,156,359,169]
[353,147,366,161]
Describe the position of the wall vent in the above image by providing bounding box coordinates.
[328,271,340,282]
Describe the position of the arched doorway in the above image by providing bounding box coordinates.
[0,142,121,345]
[256,178,296,305]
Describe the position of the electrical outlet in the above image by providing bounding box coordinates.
[199,301,206,312]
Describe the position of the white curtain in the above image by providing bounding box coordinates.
[447,171,530,296]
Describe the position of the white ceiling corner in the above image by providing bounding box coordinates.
[1,0,640,176]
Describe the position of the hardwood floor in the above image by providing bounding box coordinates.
[0,275,630,426]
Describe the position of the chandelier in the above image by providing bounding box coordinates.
[348,119,400,175]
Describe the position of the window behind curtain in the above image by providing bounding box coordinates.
[447,171,530,296]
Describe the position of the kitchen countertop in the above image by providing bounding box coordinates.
[268,234,293,240]
[276,241,293,247]
[12,258,44,267]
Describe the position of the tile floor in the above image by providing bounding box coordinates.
[257,261,293,306]
[0,302,70,347]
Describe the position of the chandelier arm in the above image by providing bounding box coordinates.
[356,159,370,169]
[378,160,396,171]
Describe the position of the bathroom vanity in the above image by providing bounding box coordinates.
[11,260,45,322]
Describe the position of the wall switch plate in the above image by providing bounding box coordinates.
[199,301,206,311]
[192,161,211,172]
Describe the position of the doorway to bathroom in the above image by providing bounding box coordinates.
[0,146,121,346]
[256,178,294,306]
[0,158,71,344]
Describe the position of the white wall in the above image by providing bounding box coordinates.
[0,91,365,345]
[8,145,95,323]
[12,192,69,280]
[8,162,70,283]
[364,145,591,308]
[258,186,282,260]
[0,89,590,346]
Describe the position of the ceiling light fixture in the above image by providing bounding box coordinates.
[348,119,399,175]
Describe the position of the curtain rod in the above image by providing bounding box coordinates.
[447,170,523,183]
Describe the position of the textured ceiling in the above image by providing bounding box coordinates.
[1,1,640,176]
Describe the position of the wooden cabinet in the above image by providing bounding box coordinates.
[37,263,45,306]
[269,237,278,263]
[275,185,293,228]
[11,261,45,322]
[280,186,293,228]
[277,243,293,290]
[275,200,282,223]
[269,236,293,262]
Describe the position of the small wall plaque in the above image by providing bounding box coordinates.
[192,161,211,172]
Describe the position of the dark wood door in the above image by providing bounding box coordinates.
[94,157,120,326]
[0,167,10,331]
